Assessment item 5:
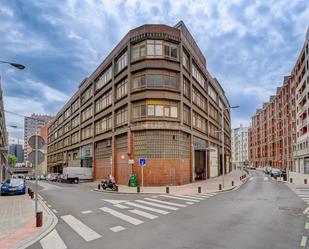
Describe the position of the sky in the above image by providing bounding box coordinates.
[0,0,308,143]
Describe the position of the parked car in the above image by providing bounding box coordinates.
[264,166,272,174]
[25,176,30,180]
[11,174,24,179]
[1,178,26,195]
[270,168,281,177]
[62,167,92,183]
[39,175,46,180]
[51,173,60,182]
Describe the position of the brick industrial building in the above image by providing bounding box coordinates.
[249,27,309,172]
[47,21,232,186]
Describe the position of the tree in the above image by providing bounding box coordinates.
[8,154,17,166]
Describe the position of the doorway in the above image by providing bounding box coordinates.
[194,150,206,180]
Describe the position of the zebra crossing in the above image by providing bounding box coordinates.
[291,186,309,205]
[39,193,217,249]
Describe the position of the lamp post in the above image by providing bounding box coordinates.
[0,60,25,182]
[220,105,239,189]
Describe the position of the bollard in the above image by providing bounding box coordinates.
[98,184,100,190]
[274,175,277,180]
[36,211,43,227]
[240,176,242,180]
[115,185,118,192]
[166,186,169,194]
[137,186,140,193]
[198,186,201,193]
[290,178,293,183]
[305,179,307,185]
[30,191,34,199]
[27,188,31,195]
[219,184,222,190]
[232,181,234,186]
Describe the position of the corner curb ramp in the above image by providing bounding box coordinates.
[12,196,58,249]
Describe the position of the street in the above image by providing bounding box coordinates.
[26,170,306,249]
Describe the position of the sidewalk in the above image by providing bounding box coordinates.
[287,171,309,185]
[0,193,57,249]
[89,169,249,194]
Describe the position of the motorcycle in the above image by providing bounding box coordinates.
[101,179,117,191]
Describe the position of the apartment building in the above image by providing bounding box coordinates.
[249,75,296,169]
[231,125,249,168]
[47,21,232,186]
[24,114,54,165]
[293,28,309,173]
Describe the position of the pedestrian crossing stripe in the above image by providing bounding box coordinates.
[129,209,158,219]
[135,200,179,210]
[159,195,200,202]
[40,229,67,249]
[144,198,187,207]
[125,201,170,214]
[100,207,144,225]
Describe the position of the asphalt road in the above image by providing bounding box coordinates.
[27,170,306,249]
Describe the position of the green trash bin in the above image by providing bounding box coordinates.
[130,174,138,187]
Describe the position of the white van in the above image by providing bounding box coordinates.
[62,167,92,183]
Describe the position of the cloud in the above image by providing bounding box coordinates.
[0,0,308,140]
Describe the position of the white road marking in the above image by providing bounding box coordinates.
[186,202,194,205]
[305,222,309,230]
[125,202,169,214]
[186,194,210,198]
[300,236,307,247]
[135,200,179,210]
[114,204,130,209]
[144,198,187,207]
[81,210,93,214]
[303,207,309,214]
[129,209,158,219]
[151,196,158,198]
[100,207,143,225]
[40,229,67,249]
[43,200,47,203]
[61,215,101,241]
[264,177,268,181]
[110,226,125,232]
[101,199,127,205]
[249,177,254,181]
[160,195,199,202]
[47,204,52,208]
[174,194,204,200]
[52,209,58,214]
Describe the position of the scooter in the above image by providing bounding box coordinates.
[101,179,117,191]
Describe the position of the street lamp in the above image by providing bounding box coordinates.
[220,105,240,189]
[0,61,25,70]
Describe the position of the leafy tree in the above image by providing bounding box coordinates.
[8,154,17,166]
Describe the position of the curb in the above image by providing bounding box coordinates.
[92,174,250,195]
[13,196,58,249]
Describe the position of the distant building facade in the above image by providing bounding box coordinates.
[24,114,54,166]
[47,21,232,186]
[9,144,24,163]
[232,125,249,168]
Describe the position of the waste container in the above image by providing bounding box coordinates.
[130,174,138,187]
[282,173,287,181]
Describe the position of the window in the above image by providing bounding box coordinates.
[147,40,163,57]
[81,105,93,122]
[193,112,206,132]
[209,103,218,121]
[81,125,93,140]
[192,87,206,110]
[183,105,190,124]
[64,108,71,120]
[115,52,128,73]
[95,114,112,134]
[81,86,93,104]
[71,131,80,144]
[71,99,80,113]
[132,71,178,90]
[95,90,112,113]
[183,50,189,69]
[164,44,178,59]
[72,115,80,128]
[208,85,217,101]
[64,136,70,146]
[115,106,128,126]
[133,101,178,119]
[192,64,205,87]
[115,78,128,100]
[95,67,112,91]
[183,77,190,97]
[131,42,146,61]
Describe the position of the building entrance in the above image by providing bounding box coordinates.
[194,150,206,180]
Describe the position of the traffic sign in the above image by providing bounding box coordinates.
[28,150,45,165]
[28,135,45,150]
[139,158,146,167]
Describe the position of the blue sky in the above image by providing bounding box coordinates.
[0,0,308,142]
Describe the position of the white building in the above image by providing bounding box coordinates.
[232,125,249,168]
[293,27,309,174]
